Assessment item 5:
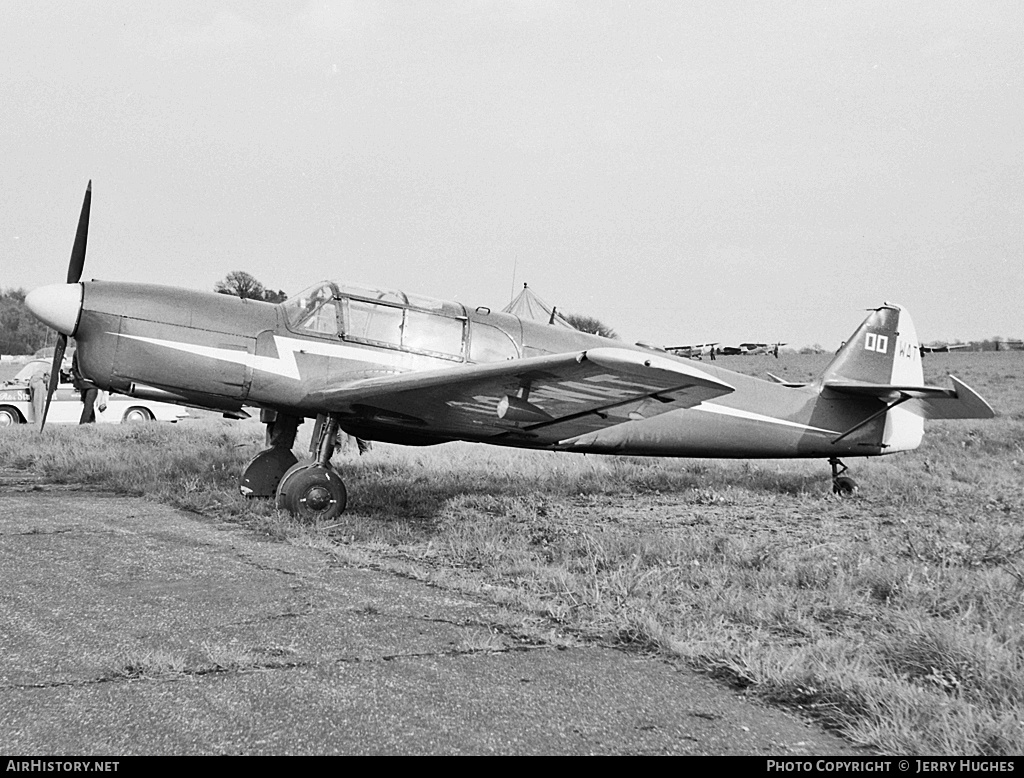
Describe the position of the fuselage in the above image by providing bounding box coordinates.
[31,279,895,459]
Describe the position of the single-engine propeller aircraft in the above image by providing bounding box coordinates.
[717,342,787,357]
[664,343,718,360]
[920,342,970,354]
[26,184,996,520]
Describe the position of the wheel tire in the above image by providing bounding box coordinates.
[832,475,858,497]
[122,407,154,423]
[276,463,347,521]
[0,406,24,427]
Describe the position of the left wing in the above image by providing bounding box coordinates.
[306,347,735,444]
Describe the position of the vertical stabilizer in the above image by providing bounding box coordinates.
[820,302,924,387]
[819,303,925,452]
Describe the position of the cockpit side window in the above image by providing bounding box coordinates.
[469,322,520,363]
[346,299,404,348]
[404,309,465,357]
[283,283,340,336]
[298,299,341,336]
[342,298,466,359]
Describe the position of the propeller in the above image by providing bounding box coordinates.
[40,181,91,431]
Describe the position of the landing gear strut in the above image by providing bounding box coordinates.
[829,457,858,497]
[275,414,347,521]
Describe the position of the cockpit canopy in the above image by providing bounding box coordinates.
[281,281,472,361]
[284,282,464,322]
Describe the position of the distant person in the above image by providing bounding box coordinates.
[72,351,105,423]
[27,361,50,429]
[59,358,73,384]
[709,347,715,361]
[772,344,779,358]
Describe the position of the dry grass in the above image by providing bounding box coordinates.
[2,351,1023,754]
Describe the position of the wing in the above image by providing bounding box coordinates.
[307,347,735,445]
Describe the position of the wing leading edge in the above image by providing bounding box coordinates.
[306,347,735,443]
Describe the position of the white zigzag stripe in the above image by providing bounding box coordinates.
[692,402,841,435]
[114,333,441,380]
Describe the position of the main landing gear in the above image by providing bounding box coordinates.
[276,415,347,521]
[239,411,348,521]
[829,457,858,497]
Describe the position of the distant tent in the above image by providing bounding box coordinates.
[503,283,575,329]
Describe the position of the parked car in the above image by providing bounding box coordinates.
[0,360,189,427]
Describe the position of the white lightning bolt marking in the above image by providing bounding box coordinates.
[115,333,442,380]
[691,402,841,435]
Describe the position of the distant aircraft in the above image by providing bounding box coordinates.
[664,343,718,360]
[716,342,787,357]
[24,183,995,520]
[668,342,786,358]
[920,343,969,354]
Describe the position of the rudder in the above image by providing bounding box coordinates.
[819,302,923,388]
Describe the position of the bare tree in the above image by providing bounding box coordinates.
[215,271,266,300]
[214,271,287,302]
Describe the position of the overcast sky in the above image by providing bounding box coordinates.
[2,1,1021,348]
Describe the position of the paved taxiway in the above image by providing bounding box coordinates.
[0,476,861,755]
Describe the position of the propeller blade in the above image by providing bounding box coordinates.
[39,335,68,432]
[67,181,92,284]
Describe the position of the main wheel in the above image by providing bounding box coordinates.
[276,463,347,521]
[0,406,24,427]
[832,475,858,497]
[122,407,154,423]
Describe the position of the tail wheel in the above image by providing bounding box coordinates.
[832,475,858,497]
[122,407,154,423]
[276,463,347,521]
[0,406,24,427]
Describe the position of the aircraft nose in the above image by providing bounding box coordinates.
[25,283,83,336]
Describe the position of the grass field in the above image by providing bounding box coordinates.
[1,351,1022,754]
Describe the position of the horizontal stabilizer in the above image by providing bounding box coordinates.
[824,376,995,420]
[767,372,806,387]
